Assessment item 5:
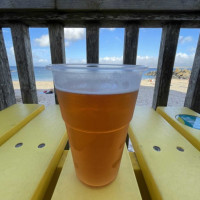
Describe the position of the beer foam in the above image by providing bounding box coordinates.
[53,69,144,94]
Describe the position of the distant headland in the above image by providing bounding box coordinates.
[145,68,191,79]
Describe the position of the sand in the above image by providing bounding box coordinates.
[13,78,189,107]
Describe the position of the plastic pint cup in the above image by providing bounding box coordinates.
[47,64,147,187]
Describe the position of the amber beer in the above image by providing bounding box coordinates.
[56,89,138,186]
[47,64,147,187]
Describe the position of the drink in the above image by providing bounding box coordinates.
[57,90,138,186]
[47,64,147,187]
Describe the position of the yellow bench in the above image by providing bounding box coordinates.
[128,107,200,200]
[0,105,68,200]
[51,148,142,200]
[45,151,151,200]
[129,152,151,200]
[2,105,200,199]
[44,150,69,200]
[157,107,200,151]
[0,104,44,145]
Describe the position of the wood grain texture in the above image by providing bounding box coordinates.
[123,24,139,149]
[0,12,200,28]
[11,24,38,104]
[86,25,99,63]
[0,28,16,110]
[184,34,200,113]
[152,24,180,110]
[0,0,54,9]
[56,0,200,11]
[1,0,200,11]
[123,24,139,65]
[49,23,66,104]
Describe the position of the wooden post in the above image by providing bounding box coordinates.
[184,34,200,113]
[86,25,99,63]
[49,23,69,149]
[0,28,16,110]
[123,24,139,65]
[49,23,66,104]
[11,24,38,104]
[123,24,139,148]
[152,24,180,110]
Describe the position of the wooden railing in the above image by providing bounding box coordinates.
[0,0,200,113]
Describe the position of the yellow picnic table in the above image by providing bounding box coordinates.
[0,104,200,200]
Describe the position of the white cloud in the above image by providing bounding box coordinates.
[98,52,195,68]
[179,36,192,44]
[32,48,51,66]
[137,56,158,68]
[35,35,49,47]
[174,52,194,67]
[101,28,116,31]
[100,56,123,64]
[34,28,85,47]
[65,41,70,47]
[99,55,157,67]
[9,46,14,55]
[64,28,85,41]
[38,59,48,63]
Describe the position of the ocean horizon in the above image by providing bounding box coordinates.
[10,66,191,81]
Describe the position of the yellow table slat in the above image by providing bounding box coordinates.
[129,152,151,200]
[52,148,142,200]
[157,106,200,151]
[0,104,44,146]
[0,105,68,200]
[129,107,200,200]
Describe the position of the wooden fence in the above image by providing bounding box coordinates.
[0,0,200,113]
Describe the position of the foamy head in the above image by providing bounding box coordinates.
[47,64,147,94]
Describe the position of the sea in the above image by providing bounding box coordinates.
[10,66,158,81]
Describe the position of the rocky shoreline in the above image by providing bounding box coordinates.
[146,68,191,79]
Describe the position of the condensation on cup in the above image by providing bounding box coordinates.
[47,64,147,187]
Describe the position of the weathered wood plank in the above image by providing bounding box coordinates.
[11,24,38,104]
[123,24,139,147]
[0,12,200,28]
[49,23,66,104]
[49,24,66,64]
[123,24,139,65]
[86,25,99,63]
[152,24,180,110]
[0,0,54,9]
[0,0,200,11]
[56,0,200,11]
[184,34,200,113]
[0,28,16,110]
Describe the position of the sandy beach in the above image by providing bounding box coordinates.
[13,78,189,107]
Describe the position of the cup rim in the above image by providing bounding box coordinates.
[46,64,148,72]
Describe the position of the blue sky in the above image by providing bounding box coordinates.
[2,27,200,68]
